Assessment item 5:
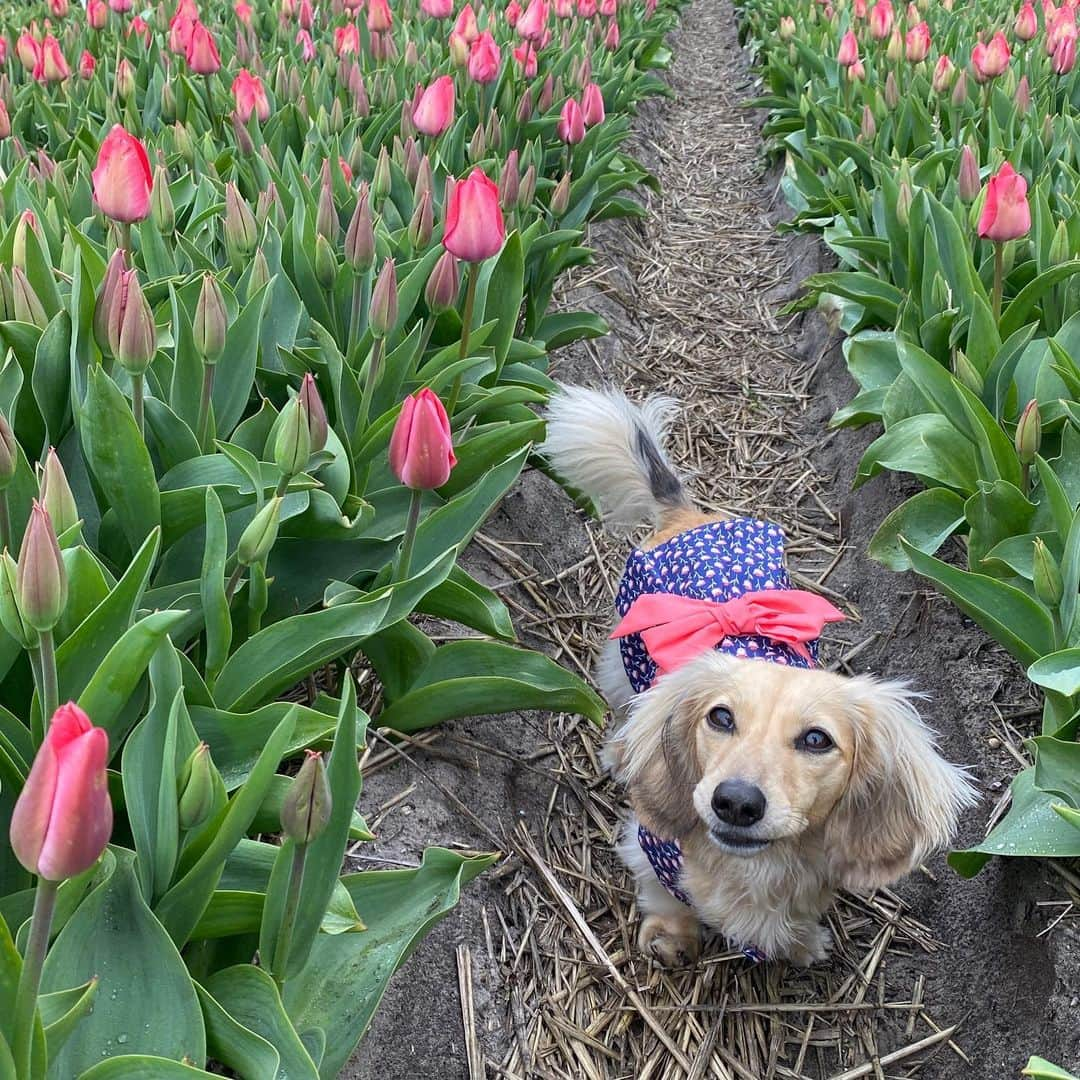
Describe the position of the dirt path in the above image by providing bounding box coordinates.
[348,0,1080,1076]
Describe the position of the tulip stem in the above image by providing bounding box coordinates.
[271,842,308,989]
[117,221,131,256]
[131,373,145,439]
[992,241,1005,322]
[395,488,423,583]
[353,336,385,448]
[38,629,58,730]
[12,877,59,1080]
[0,489,11,555]
[348,274,365,356]
[446,263,479,415]
[196,363,216,452]
[247,560,268,638]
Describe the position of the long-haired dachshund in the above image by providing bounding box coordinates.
[543,385,975,967]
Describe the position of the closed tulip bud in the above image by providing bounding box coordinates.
[177,742,216,830]
[238,495,283,565]
[1033,537,1064,608]
[115,56,135,99]
[499,150,520,210]
[860,104,876,141]
[314,234,338,290]
[538,73,554,113]
[150,166,175,232]
[225,183,258,265]
[299,373,328,453]
[247,248,271,302]
[280,749,332,844]
[403,139,421,186]
[372,145,392,202]
[952,349,983,394]
[932,54,955,93]
[370,258,398,338]
[409,189,434,248]
[0,553,36,648]
[519,164,537,209]
[1016,74,1031,114]
[886,26,903,61]
[951,68,968,107]
[1042,112,1054,149]
[39,448,78,535]
[957,144,980,202]
[389,388,456,489]
[17,500,67,632]
[109,270,156,375]
[414,156,434,204]
[779,14,795,38]
[0,414,16,489]
[274,398,311,477]
[10,703,112,881]
[550,171,572,217]
[12,267,47,329]
[93,248,126,355]
[1016,399,1041,465]
[884,71,900,109]
[425,250,460,313]
[896,180,913,226]
[173,121,195,165]
[316,161,338,242]
[344,187,375,272]
[194,274,228,363]
[468,122,486,161]
[1049,221,1070,266]
[12,211,38,272]
[517,87,534,124]
[256,187,281,230]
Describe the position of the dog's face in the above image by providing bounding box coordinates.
[611,651,975,891]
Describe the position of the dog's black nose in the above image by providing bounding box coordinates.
[712,780,766,827]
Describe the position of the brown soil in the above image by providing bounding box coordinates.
[344,0,1080,1075]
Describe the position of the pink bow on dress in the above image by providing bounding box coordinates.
[610,589,846,673]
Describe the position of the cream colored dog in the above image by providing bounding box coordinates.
[543,385,976,967]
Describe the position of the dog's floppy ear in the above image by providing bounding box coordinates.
[825,677,976,893]
[607,671,702,837]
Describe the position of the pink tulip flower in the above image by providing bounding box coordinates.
[977,162,1030,242]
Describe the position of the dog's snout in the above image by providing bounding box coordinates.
[712,780,766,828]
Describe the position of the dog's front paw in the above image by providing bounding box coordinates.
[638,913,702,968]
[785,923,833,967]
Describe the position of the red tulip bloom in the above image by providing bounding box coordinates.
[335,22,360,55]
[79,49,96,78]
[837,29,859,65]
[517,0,548,40]
[454,3,480,42]
[109,0,132,9]
[297,27,316,60]
[1053,32,1077,71]
[169,14,195,53]
[869,0,893,38]
[972,31,1011,79]
[582,81,605,125]
[186,21,221,74]
[905,21,930,61]
[235,0,253,24]
[49,0,69,15]
[389,389,457,490]
[506,0,522,24]
[413,75,455,136]
[557,97,586,143]
[421,0,454,16]
[512,41,538,75]
[977,162,1030,242]
[932,53,955,91]
[367,0,393,32]
[468,31,502,83]
[233,69,271,122]
[16,33,40,72]
[1015,1,1038,39]
[604,18,619,48]
[92,124,153,223]
[578,0,597,16]
[87,0,108,27]
[444,168,505,262]
[10,704,112,881]
[35,35,70,82]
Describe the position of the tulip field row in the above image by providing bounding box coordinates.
[0,0,679,1075]
[740,0,1080,954]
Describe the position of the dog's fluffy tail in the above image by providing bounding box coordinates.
[542,384,691,531]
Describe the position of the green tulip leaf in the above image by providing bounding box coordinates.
[1023,1057,1079,1080]
[41,852,206,1075]
[40,976,100,1060]
[77,1056,216,1079]
[195,982,282,1080]
[282,848,496,1078]
[1028,650,1080,698]
[867,488,966,571]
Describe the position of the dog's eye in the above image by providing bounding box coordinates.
[797,728,834,753]
[707,706,735,733]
